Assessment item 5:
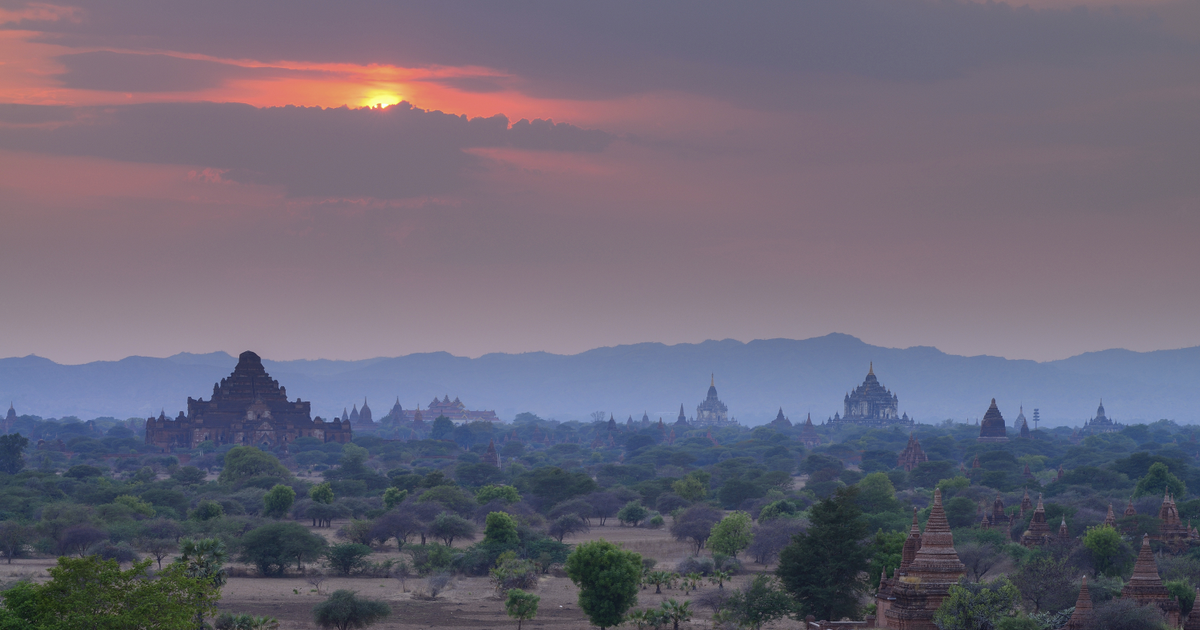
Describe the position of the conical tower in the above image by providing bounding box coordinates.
[1120,535,1180,626]
[1186,588,1200,630]
[1064,576,1093,630]
[885,490,964,630]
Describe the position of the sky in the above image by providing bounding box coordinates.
[1,0,1198,365]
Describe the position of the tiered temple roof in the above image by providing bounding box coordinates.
[897,434,928,472]
[1017,406,1031,438]
[977,399,1009,443]
[1120,535,1180,627]
[1186,588,1200,630]
[1157,491,1192,551]
[482,439,500,468]
[403,396,499,424]
[1105,503,1118,528]
[798,414,822,448]
[144,351,350,450]
[832,364,911,427]
[770,408,792,428]
[695,375,733,426]
[883,490,964,630]
[1064,576,1093,630]
[1021,494,1053,547]
[1082,400,1121,435]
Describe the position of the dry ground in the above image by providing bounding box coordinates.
[0,519,791,630]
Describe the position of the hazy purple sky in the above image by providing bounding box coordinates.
[1,0,1198,364]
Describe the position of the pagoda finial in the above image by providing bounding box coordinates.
[711,373,715,387]
[869,361,874,375]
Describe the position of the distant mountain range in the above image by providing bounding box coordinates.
[2,334,1198,427]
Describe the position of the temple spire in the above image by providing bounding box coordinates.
[869,361,874,375]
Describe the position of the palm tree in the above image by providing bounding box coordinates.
[659,599,692,630]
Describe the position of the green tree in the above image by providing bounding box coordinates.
[1133,462,1186,499]
[722,574,794,630]
[477,485,521,505]
[310,482,335,504]
[0,521,31,564]
[262,484,296,519]
[218,446,289,484]
[431,416,454,440]
[856,472,901,513]
[709,511,754,560]
[239,523,327,576]
[776,486,869,620]
[1083,525,1126,577]
[933,578,1020,630]
[382,487,408,509]
[672,477,707,502]
[324,543,372,576]
[0,433,29,475]
[312,590,390,630]
[866,530,906,589]
[484,512,520,546]
[0,555,220,630]
[1166,580,1195,617]
[429,513,476,547]
[505,589,540,630]
[617,501,649,526]
[565,539,643,630]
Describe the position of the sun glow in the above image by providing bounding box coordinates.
[358,90,403,109]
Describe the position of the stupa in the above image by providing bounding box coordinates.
[884,490,964,630]
[1064,576,1093,630]
[977,399,1009,443]
[1119,535,1180,626]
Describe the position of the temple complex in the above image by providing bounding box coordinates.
[695,376,734,427]
[1156,491,1196,551]
[897,434,928,472]
[1120,535,1180,626]
[676,404,690,427]
[883,490,965,630]
[1081,400,1121,435]
[144,351,351,451]
[769,408,792,428]
[358,399,373,424]
[3,404,15,434]
[830,364,912,427]
[1021,494,1054,547]
[977,399,1009,443]
[1105,503,1118,528]
[482,439,500,468]
[403,396,499,424]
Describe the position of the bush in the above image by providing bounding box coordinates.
[677,556,716,576]
[491,552,539,595]
[505,589,540,630]
[239,522,328,576]
[312,589,390,630]
[325,543,373,576]
[618,501,649,526]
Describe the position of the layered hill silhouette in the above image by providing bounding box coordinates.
[2,333,1198,427]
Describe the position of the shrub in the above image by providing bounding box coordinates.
[491,552,539,595]
[325,543,373,576]
[312,590,390,630]
[618,501,649,526]
[505,589,540,630]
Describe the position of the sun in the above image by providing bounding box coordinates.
[358,90,403,109]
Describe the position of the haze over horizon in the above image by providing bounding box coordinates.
[2,1,1199,365]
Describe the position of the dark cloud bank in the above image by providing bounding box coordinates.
[0,102,612,198]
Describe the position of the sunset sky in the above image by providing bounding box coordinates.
[1,0,1198,364]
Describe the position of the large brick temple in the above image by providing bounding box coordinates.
[145,351,351,451]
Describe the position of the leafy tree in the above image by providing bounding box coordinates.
[550,514,589,542]
[382,487,408,509]
[671,504,723,553]
[137,536,178,570]
[518,466,598,506]
[721,574,794,630]
[866,529,906,588]
[672,477,707,502]
[431,416,455,441]
[476,485,520,505]
[0,555,220,630]
[589,492,624,525]
[957,542,1005,583]
[484,511,521,546]
[776,486,869,620]
[262,484,296,519]
[190,500,224,521]
[429,512,476,547]
[932,577,1020,630]
[856,473,901,513]
[417,485,477,516]
[617,501,649,526]
[0,521,31,564]
[718,478,767,508]
[1083,525,1128,577]
[709,511,754,559]
[1090,598,1166,630]
[170,466,206,486]
[58,524,107,557]
[0,433,29,475]
[910,461,958,489]
[324,543,373,576]
[312,590,390,630]
[310,482,336,504]
[565,539,643,630]
[1166,579,1195,617]
[239,522,327,576]
[1133,462,1186,499]
[1010,553,1076,613]
[370,510,420,551]
[748,518,807,566]
[218,446,289,484]
[505,589,540,630]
